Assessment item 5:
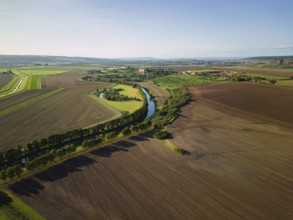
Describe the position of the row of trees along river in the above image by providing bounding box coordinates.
[0,83,157,181]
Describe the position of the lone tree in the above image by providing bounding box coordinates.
[269,79,277,85]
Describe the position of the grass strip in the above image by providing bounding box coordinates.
[0,190,45,220]
[0,76,21,94]
[156,139,186,155]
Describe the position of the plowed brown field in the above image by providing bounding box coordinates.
[0,89,52,110]
[0,75,13,90]
[197,82,293,127]
[9,83,293,220]
[0,84,112,150]
[41,73,102,88]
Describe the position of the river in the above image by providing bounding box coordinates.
[141,87,155,120]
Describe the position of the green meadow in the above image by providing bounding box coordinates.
[99,84,144,114]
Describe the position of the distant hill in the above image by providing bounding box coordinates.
[1,54,292,68]
[0,55,212,67]
[0,55,162,66]
[0,55,114,65]
[244,56,293,61]
[243,56,293,69]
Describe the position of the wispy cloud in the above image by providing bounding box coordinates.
[274,43,293,49]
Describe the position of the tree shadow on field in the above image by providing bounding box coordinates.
[90,140,136,158]
[35,155,96,182]
[129,132,152,142]
[9,178,44,197]
[90,145,128,157]
[90,132,153,158]
[0,191,12,207]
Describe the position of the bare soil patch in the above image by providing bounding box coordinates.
[139,82,170,105]
[0,89,52,111]
[10,102,293,219]
[0,84,112,150]
[8,83,293,220]
[197,82,293,127]
[0,75,13,89]
[41,73,104,88]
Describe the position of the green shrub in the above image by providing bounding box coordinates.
[154,130,169,140]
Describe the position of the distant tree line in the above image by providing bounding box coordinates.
[230,74,277,85]
[88,69,103,74]
[0,70,13,75]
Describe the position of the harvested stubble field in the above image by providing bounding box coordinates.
[220,67,293,77]
[139,81,170,106]
[0,75,13,90]
[0,83,112,150]
[8,83,293,220]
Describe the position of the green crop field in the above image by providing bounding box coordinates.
[17,76,30,91]
[18,69,67,76]
[27,76,41,89]
[0,190,44,220]
[0,75,42,98]
[12,76,41,92]
[0,76,22,95]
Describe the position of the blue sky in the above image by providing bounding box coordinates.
[0,0,293,58]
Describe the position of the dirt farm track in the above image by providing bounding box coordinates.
[9,82,293,220]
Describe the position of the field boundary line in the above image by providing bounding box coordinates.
[86,94,122,128]
[0,87,64,117]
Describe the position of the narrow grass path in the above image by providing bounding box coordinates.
[0,189,45,220]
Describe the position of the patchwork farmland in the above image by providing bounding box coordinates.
[1,0,293,218]
[0,56,292,220]
[0,83,113,150]
[7,81,293,220]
